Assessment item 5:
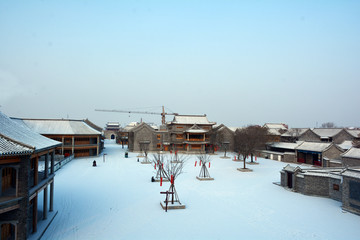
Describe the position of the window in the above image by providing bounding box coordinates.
[157,143,161,149]
[157,134,161,140]
[333,184,339,191]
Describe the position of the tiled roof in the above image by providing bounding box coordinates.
[296,142,332,152]
[170,115,215,125]
[263,123,287,130]
[268,141,304,150]
[341,147,360,159]
[12,118,101,135]
[281,128,309,137]
[0,112,61,152]
[337,140,354,151]
[0,134,34,156]
[346,129,360,138]
[311,128,343,138]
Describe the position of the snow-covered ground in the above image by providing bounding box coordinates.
[41,140,360,240]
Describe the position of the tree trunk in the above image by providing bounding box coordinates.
[251,153,253,163]
[243,156,246,169]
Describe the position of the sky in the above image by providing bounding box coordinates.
[1,0,359,128]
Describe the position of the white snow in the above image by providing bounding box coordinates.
[41,140,360,240]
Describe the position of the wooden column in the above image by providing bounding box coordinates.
[44,153,49,178]
[34,156,38,186]
[43,186,48,219]
[72,136,75,155]
[97,136,99,155]
[50,151,55,174]
[50,181,54,212]
[61,136,64,154]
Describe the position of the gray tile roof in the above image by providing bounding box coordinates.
[0,134,34,156]
[0,112,61,152]
[281,128,309,137]
[346,129,360,138]
[268,141,304,150]
[12,118,101,135]
[170,115,215,125]
[311,128,343,138]
[296,142,332,152]
[341,147,360,159]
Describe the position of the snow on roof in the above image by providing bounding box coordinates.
[296,142,332,152]
[0,134,34,156]
[346,129,360,138]
[267,128,283,136]
[311,128,343,138]
[341,168,360,179]
[228,127,242,132]
[185,124,208,133]
[263,123,287,130]
[341,147,360,159]
[12,118,101,135]
[269,141,304,150]
[170,115,215,125]
[337,140,354,151]
[106,122,120,127]
[0,112,61,151]
[281,128,309,137]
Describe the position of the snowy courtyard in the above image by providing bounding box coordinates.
[41,140,360,240]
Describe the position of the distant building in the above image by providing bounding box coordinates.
[128,115,216,153]
[341,147,360,167]
[104,122,120,140]
[263,123,288,142]
[1,111,61,239]
[11,118,103,158]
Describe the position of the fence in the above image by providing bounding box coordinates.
[54,154,74,172]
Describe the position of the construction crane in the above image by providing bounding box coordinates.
[95,106,178,125]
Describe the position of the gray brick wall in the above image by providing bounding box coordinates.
[299,130,320,142]
[342,157,360,167]
[342,176,360,215]
[329,177,342,201]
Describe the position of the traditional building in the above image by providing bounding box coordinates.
[280,128,309,142]
[11,118,102,158]
[0,111,61,239]
[295,142,344,167]
[280,165,360,215]
[128,115,216,153]
[341,147,360,167]
[210,124,236,152]
[263,123,288,142]
[104,122,120,140]
[166,115,216,152]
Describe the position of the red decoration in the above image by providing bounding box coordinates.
[195,161,197,167]
[209,162,211,168]
[160,177,163,186]
[171,175,174,184]
[155,163,157,169]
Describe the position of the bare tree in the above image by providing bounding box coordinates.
[152,153,167,181]
[321,122,336,128]
[234,125,269,169]
[161,154,187,205]
[197,153,213,180]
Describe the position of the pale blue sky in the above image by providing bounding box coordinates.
[1,0,359,128]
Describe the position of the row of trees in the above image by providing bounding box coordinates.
[234,125,269,169]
